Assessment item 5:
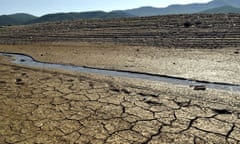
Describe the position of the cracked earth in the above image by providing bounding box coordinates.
[0,62,240,144]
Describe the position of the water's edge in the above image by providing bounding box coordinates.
[1,52,240,92]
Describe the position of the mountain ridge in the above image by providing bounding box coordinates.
[124,0,240,16]
[0,11,133,26]
[200,5,240,13]
[0,0,240,26]
[0,13,36,26]
[27,11,133,24]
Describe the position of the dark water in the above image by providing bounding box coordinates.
[1,52,240,92]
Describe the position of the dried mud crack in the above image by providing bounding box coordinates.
[0,63,240,144]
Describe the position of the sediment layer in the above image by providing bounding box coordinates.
[0,14,240,48]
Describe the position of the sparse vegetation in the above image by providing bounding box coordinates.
[183,21,192,28]
[195,20,202,26]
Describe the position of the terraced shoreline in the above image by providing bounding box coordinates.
[0,14,240,48]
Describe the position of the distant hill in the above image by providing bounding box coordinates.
[0,15,18,26]
[7,13,37,24]
[27,11,133,24]
[200,5,240,14]
[0,11,132,26]
[0,13,37,26]
[124,0,240,16]
[1,0,240,26]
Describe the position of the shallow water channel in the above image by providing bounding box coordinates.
[1,52,240,92]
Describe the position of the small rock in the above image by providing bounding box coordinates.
[234,51,239,54]
[21,73,27,76]
[20,59,25,62]
[193,85,206,91]
[0,81,6,84]
[112,88,121,92]
[175,101,191,107]
[67,79,74,82]
[20,129,27,134]
[138,92,148,96]
[121,88,131,94]
[15,78,22,83]
[15,78,24,85]
[145,100,162,105]
[194,136,206,144]
[13,67,20,71]
[212,109,232,115]
[34,122,44,128]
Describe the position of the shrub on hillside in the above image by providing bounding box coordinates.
[195,20,202,27]
[183,21,192,28]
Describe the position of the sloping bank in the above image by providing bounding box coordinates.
[1,52,240,92]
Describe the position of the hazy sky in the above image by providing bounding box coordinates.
[1,0,212,16]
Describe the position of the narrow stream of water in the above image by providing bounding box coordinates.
[1,52,240,92]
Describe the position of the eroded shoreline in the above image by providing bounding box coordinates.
[1,43,239,85]
[1,52,240,92]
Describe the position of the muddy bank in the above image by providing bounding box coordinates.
[0,43,239,84]
[1,52,240,92]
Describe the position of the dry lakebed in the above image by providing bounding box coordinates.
[0,14,240,143]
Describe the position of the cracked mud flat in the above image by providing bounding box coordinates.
[0,58,240,143]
